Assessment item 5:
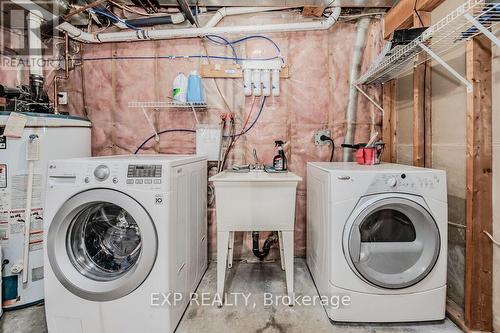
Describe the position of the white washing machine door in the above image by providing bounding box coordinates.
[343,194,440,289]
[47,188,158,301]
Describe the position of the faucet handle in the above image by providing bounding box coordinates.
[253,148,259,165]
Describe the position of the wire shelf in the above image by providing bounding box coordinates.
[128,101,209,109]
[356,0,500,85]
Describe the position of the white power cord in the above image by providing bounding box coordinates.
[483,231,500,247]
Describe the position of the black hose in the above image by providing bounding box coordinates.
[125,15,174,27]
[252,231,278,260]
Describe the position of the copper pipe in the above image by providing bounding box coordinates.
[53,32,70,114]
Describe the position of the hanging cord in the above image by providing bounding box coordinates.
[320,135,335,162]
[133,97,267,155]
[134,129,196,154]
[220,114,236,172]
[483,231,500,247]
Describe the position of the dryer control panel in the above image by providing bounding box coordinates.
[367,172,444,196]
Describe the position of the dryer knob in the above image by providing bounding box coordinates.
[387,177,397,187]
[94,165,110,181]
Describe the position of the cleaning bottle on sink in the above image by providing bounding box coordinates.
[273,140,287,171]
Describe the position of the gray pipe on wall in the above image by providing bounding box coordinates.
[342,17,370,162]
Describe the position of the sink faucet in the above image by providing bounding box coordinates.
[252,148,264,170]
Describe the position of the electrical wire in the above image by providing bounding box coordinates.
[134,129,196,154]
[204,34,238,61]
[108,0,158,16]
[204,34,283,63]
[89,8,141,30]
[320,135,335,162]
[133,96,267,154]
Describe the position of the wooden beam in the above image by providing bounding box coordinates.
[464,34,493,332]
[446,298,472,333]
[382,80,397,162]
[302,6,325,17]
[412,12,431,167]
[383,0,445,39]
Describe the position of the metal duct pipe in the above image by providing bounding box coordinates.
[13,0,341,44]
[342,17,370,162]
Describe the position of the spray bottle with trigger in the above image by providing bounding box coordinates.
[273,140,287,172]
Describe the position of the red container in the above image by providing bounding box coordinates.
[355,144,384,165]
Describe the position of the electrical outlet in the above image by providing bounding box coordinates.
[314,130,331,146]
[57,92,68,105]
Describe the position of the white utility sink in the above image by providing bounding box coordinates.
[209,170,302,231]
[210,170,302,301]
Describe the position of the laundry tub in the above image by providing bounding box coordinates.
[210,170,302,301]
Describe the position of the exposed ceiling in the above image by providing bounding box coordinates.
[126,0,396,7]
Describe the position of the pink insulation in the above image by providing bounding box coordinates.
[2,16,384,260]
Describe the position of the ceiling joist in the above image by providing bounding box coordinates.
[383,0,445,39]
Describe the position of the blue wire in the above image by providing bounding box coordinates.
[134,96,267,154]
[226,96,267,138]
[205,35,238,61]
[90,8,141,31]
[204,34,283,63]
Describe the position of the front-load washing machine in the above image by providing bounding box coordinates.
[307,162,447,323]
[44,155,207,333]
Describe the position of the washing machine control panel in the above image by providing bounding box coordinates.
[127,164,162,178]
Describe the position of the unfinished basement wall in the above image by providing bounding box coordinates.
[395,0,499,327]
[49,12,383,260]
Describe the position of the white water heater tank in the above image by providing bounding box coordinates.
[0,112,91,309]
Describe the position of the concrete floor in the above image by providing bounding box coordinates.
[1,259,462,333]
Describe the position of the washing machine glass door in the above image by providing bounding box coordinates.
[48,189,158,301]
[347,196,440,289]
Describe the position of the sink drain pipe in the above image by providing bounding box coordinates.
[252,231,278,260]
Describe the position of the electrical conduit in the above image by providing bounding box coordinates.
[343,17,370,162]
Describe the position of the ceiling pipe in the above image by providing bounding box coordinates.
[27,12,44,76]
[203,7,292,28]
[13,0,341,44]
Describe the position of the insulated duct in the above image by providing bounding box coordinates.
[342,17,370,162]
[12,0,341,44]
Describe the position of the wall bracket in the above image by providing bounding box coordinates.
[418,42,473,93]
[354,84,384,114]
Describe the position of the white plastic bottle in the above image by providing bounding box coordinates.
[173,72,188,103]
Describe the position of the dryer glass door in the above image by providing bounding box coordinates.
[47,189,158,301]
[347,197,440,289]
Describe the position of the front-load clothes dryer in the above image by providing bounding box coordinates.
[44,155,207,333]
[307,162,447,323]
